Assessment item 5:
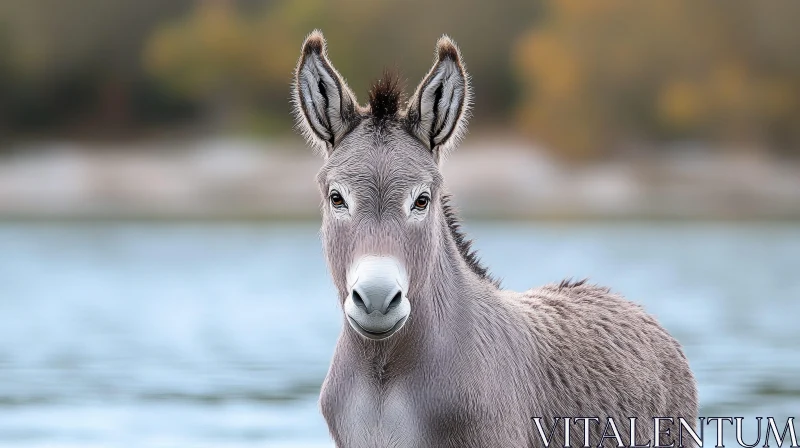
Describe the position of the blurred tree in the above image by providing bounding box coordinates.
[144,0,256,131]
[143,0,542,135]
[2,0,543,140]
[0,23,9,142]
[0,0,196,139]
[7,0,797,156]
[514,0,800,162]
[143,0,329,133]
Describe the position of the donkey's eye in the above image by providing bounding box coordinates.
[413,194,430,211]
[329,191,347,208]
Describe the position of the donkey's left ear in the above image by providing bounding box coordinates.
[293,30,359,156]
[406,35,471,159]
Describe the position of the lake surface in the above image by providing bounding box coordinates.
[0,221,798,447]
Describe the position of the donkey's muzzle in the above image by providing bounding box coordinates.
[344,256,410,340]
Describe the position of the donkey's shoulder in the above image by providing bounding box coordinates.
[514,279,676,362]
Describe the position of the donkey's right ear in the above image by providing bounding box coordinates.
[293,30,359,156]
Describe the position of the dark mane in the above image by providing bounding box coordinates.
[557,278,588,290]
[368,70,403,122]
[441,195,500,287]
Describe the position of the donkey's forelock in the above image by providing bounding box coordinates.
[367,70,403,123]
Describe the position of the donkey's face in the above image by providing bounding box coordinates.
[293,31,470,340]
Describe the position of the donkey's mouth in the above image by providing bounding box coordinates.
[347,315,408,340]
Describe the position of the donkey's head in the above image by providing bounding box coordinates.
[293,30,473,341]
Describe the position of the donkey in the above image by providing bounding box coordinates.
[292,30,698,448]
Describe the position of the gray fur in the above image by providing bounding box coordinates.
[292,30,698,448]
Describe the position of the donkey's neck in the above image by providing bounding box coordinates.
[425,232,487,321]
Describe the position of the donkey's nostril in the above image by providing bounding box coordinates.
[387,291,403,312]
[352,290,367,311]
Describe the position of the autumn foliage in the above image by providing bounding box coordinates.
[514,1,800,161]
[1,0,798,160]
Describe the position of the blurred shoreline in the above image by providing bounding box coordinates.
[2,136,799,222]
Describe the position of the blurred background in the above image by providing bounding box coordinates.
[0,0,798,447]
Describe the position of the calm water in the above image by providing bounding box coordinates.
[0,221,798,447]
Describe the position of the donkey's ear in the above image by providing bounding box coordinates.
[406,35,471,158]
[293,30,359,156]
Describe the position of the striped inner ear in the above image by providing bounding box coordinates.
[297,52,344,144]
[416,57,467,149]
